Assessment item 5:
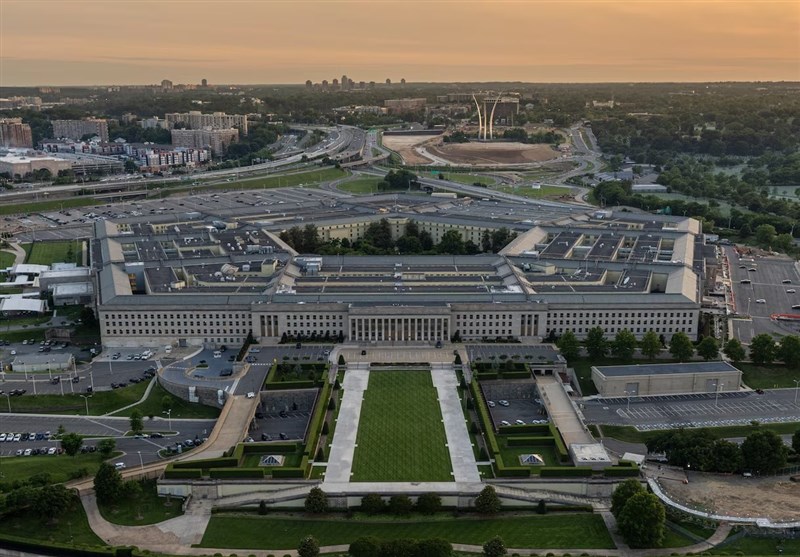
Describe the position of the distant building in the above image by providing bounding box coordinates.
[201,78,208,87]
[130,145,210,170]
[0,118,34,148]
[52,119,109,142]
[140,117,164,129]
[164,111,248,135]
[171,128,238,156]
[631,184,668,193]
[0,96,42,110]
[305,80,313,89]
[0,152,71,179]
[385,78,391,85]
[384,98,426,114]
[121,113,137,124]
[400,78,406,85]
[161,79,174,90]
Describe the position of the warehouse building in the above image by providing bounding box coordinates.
[590,361,743,397]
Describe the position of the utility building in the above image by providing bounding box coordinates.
[591,361,742,397]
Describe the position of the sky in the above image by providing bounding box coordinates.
[1,0,798,86]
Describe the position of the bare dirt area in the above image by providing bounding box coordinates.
[661,471,800,522]
[382,135,437,165]
[426,142,559,165]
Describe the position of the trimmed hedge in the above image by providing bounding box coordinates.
[475,372,499,380]
[470,380,500,455]
[264,380,317,390]
[502,370,533,379]
[305,380,332,464]
[271,467,305,478]
[209,467,265,479]
[539,467,593,477]
[498,424,551,436]
[494,454,531,477]
[0,534,117,557]
[171,457,238,469]
[506,436,556,447]
[604,466,640,477]
[163,467,203,479]
[548,423,570,463]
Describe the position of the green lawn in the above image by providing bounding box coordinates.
[739,363,800,389]
[97,479,184,525]
[200,513,614,550]
[0,493,104,547]
[23,240,83,265]
[0,328,47,343]
[0,250,16,269]
[350,370,452,482]
[205,167,347,192]
[0,196,98,217]
[336,177,382,194]
[441,173,498,186]
[116,380,220,420]
[494,184,574,199]
[599,421,800,444]
[498,444,559,473]
[711,536,800,555]
[0,452,108,488]
[0,378,150,415]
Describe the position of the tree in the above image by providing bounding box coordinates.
[709,439,743,474]
[388,494,413,516]
[304,487,328,514]
[585,326,608,361]
[360,493,385,515]
[349,537,382,557]
[97,438,116,459]
[749,333,777,365]
[414,538,452,557]
[258,500,268,515]
[161,395,173,414]
[60,432,83,456]
[482,536,507,557]
[669,332,694,362]
[32,484,72,520]
[611,329,637,361]
[697,336,720,361]
[123,159,138,173]
[438,230,465,255]
[723,338,746,364]
[741,429,788,474]
[129,409,144,436]
[755,224,777,246]
[556,330,580,361]
[778,335,800,368]
[298,535,320,557]
[640,331,662,360]
[792,429,800,454]
[617,492,666,548]
[610,478,644,518]
[415,492,442,515]
[474,485,501,514]
[94,463,123,504]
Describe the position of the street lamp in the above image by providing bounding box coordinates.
[715,382,725,407]
[137,450,144,471]
[80,394,92,416]
[623,390,633,412]
[2,392,10,412]
[794,379,800,405]
[163,409,172,432]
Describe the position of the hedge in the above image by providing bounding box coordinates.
[548,423,570,462]
[475,372,499,380]
[163,467,203,479]
[264,380,318,391]
[506,436,556,447]
[172,457,238,469]
[271,467,305,478]
[604,466,640,477]
[494,454,531,477]
[539,467,593,477]
[209,467,265,479]
[498,424,551,436]
[502,370,533,379]
[470,380,500,455]
[0,533,117,557]
[305,380,332,464]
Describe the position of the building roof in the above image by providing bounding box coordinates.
[12,353,74,366]
[593,361,740,377]
[0,297,46,313]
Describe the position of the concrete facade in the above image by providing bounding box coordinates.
[591,361,743,397]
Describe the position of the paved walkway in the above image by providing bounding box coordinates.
[103,376,157,416]
[538,374,595,446]
[431,362,481,483]
[323,365,369,484]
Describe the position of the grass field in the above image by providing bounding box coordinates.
[441,173,498,186]
[23,240,83,265]
[200,513,614,550]
[494,183,574,199]
[599,421,800,444]
[212,167,347,191]
[739,363,800,388]
[115,380,220,419]
[0,250,16,269]
[350,370,452,482]
[0,452,109,488]
[0,378,150,415]
[711,536,800,555]
[336,177,382,194]
[97,479,184,526]
[0,196,98,217]
[0,493,104,547]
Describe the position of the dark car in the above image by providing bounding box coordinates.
[150,432,163,439]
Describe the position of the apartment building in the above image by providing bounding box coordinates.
[52,119,110,142]
[170,128,239,156]
[0,118,33,148]
[164,111,248,135]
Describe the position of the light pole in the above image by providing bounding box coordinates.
[794,379,800,405]
[137,451,144,471]
[2,392,10,412]
[79,394,92,416]
[715,382,725,407]
[624,390,633,412]
[163,409,172,432]
[747,297,752,316]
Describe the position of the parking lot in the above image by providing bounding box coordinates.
[726,247,800,343]
[249,410,309,442]
[486,398,549,428]
[583,388,800,430]
[467,344,560,363]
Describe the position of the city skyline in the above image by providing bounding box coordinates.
[1,0,798,86]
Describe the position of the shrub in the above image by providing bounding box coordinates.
[474,485,501,514]
[297,535,319,557]
[304,487,328,514]
[349,537,381,557]
[416,492,442,515]
[258,501,267,515]
[388,494,413,516]
[361,493,385,515]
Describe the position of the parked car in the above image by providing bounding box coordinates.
[487,400,496,408]
[498,400,510,407]
[499,420,511,426]
[114,462,126,470]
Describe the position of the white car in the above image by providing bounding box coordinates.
[755,299,766,304]
[498,400,510,407]
[246,392,255,399]
[499,420,511,427]
[47,447,57,455]
[515,419,525,425]
[13,433,21,442]
[114,462,126,470]
[487,400,496,408]
[787,289,796,294]
[4,432,13,442]
[10,350,16,355]
[23,448,32,456]
[0,433,6,442]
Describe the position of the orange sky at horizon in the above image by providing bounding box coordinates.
[1,0,798,86]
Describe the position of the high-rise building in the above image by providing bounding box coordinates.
[332,78,339,88]
[52,119,109,142]
[386,78,391,85]
[164,111,248,135]
[170,128,239,156]
[384,98,426,114]
[400,78,406,85]
[161,79,173,90]
[305,80,313,89]
[201,78,208,87]
[341,75,349,90]
[321,80,329,89]
[0,118,34,148]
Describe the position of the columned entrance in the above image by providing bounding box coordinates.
[349,315,449,342]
